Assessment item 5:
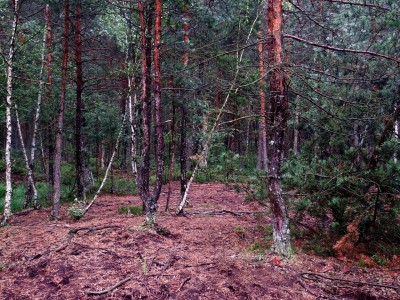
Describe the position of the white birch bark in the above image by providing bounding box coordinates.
[129,91,138,177]
[14,105,38,208]
[1,0,19,225]
[17,7,47,209]
[29,16,47,208]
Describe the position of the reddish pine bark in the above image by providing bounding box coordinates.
[137,0,164,226]
[52,0,70,219]
[266,0,291,257]
[152,0,164,220]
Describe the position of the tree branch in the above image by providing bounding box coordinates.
[284,34,399,63]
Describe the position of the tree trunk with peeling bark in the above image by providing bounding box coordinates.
[1,0,19,226]
[266,0,291,257]
[52,0,70,219]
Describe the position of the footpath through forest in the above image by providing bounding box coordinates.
[0,182,399,299]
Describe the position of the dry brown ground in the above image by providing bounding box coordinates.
[0,182,399,299]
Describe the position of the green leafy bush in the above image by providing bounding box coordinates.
[67,199,86,220]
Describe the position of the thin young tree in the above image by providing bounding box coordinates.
[257,30,268,170]
[75,0,85,201]
[180,1,189,200]
[1,0,20,226]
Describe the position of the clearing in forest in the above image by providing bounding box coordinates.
[0,182,399,299]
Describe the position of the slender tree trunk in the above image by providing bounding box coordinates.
[129,92,138,177]
[166,102,176,211]
[125,20,138,178]
[27,5,50,208]
[1,0,19,226]
[146,0,164,226]
[137,0,151,208]
[266,0,291,257]
[52,0,70,219]
[75,1,85,201]
[15,105,38,209]
[85,114,127,214]
[45,4,54,202]
[180,2,189,199]
[257,31,268,170]
[293,96,300,156]
[392,103,399,164]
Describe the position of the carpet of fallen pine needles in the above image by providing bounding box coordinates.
[0,182,399,299]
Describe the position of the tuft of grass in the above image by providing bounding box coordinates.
[234,225,246,239]
[118,205,142,216]
[249,241,271,254]
[256,224,273,240]
[371,254,387,267]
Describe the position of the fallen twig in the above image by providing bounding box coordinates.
[188,210,265,216]
[87,275,134,295]
[14,208,35,216]
[176,277,191,292]
[299,272,400,291]
[67,225,119,235]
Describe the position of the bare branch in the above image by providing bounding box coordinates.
[284,34,399,63]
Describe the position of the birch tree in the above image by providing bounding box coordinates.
[1,0,19,226]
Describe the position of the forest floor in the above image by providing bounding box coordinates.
[0,182,399,300]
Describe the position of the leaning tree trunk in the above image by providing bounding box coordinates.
[1,0,19,226]
[266,0,291,257]
[15,105,38,209]
[75,1,85,201]
[52,0,70,219]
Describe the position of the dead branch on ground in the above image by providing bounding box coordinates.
[299,272,400,291]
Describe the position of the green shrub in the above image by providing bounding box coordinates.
[118,205,142,216]
[103,176,137,195]
[67,199,86,220]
